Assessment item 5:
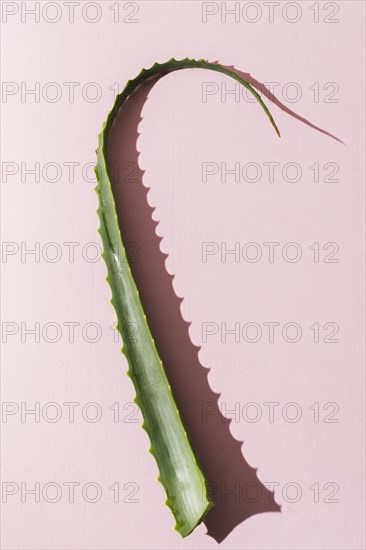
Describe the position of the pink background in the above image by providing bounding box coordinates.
[1,1,365,549]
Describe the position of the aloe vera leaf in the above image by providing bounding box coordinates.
[95,58,279,537]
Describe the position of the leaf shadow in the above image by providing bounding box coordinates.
[224,64,344,144]
[105,64,340,542]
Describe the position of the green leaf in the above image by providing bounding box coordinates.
[95,58,279,537]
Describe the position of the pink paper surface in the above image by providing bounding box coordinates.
[1,1,365,549]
